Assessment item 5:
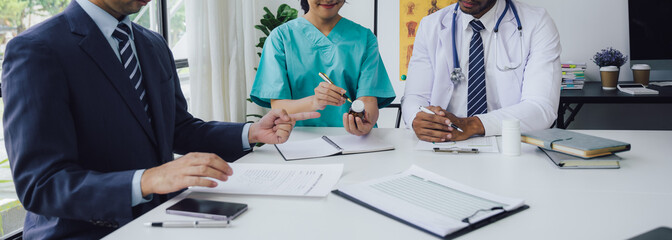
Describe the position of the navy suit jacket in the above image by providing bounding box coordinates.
[2,1,249,239]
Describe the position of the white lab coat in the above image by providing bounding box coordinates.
[401,0,561,136]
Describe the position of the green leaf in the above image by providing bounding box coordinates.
[0,158,8,165]
[285,9,298,22]
[260,18,272,28]
[0,180,13,183]
[263,7,274,19]
[254,25,269,36]
[278,7,298,23]
[268,18,282,29]
[277,4,289,18]
[256,37,266,48]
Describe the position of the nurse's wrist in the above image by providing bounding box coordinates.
[310,95,323,111]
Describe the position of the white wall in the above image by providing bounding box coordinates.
[523,0,632,82]
[371,0,672,130]
[251,0,672,129]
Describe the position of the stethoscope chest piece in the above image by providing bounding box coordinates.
[450,0,523,84]
[450,68,465,85]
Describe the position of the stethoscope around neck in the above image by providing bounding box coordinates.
[450,0,524,85]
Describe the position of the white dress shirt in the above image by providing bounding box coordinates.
[75,0,253,207]
[402,0,562,136]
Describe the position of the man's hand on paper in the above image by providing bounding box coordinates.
[141,152,233,196]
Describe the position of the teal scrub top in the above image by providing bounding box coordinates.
[250,17,396,127]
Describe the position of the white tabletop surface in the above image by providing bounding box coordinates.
[104,127,672,240]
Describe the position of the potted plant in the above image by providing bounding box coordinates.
[592,47,628,90]
[254,4,298,57]
[246,4,298,147]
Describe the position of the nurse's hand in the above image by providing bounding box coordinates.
[312,82,347,110]
[412,106,453,142]
[343,112,373,136]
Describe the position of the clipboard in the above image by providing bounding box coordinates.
[333,190,529,239]
[331,166,529,239]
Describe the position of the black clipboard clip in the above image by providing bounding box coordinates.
[433,147,479,154]
[461,206,505,224]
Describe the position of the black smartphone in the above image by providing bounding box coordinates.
[165,198,248,221]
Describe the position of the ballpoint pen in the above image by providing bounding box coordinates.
[144,220,230,228]
[318,72,352,103]
[418,106,464,132]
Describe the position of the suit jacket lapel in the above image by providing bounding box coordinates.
[132,27,168,154]
[65,1,157,146]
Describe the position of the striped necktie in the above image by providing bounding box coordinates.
[467,20,487,117]
[112,23,151,122]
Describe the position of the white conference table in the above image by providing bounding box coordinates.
[104,127,672,240]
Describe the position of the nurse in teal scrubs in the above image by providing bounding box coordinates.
[250,0,395,136]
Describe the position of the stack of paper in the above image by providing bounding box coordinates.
[190,163,344,197]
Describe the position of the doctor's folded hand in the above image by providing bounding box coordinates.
[412,106,484,142]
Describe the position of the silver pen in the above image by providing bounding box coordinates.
[418,106,464,132]
[433,147,479,153]
[144,220,230,228]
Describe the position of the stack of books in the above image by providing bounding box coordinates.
[521,128,631,169]
[561,62,587,90]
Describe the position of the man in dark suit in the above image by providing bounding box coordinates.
[1,0,319,238]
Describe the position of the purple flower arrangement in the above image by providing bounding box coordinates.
[592,47,628,68]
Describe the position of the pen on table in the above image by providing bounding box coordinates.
[144,220,230,228]
[433,147,479,154]
[318,72,352,103]
[418,106,464,132]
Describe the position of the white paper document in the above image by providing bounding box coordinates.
[190,163,343,197]
[336,165,525,237]
[650,81,672,87]
[415,136,500,153]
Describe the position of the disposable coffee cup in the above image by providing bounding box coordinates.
[599,66,619,90]
[632,64,651,86]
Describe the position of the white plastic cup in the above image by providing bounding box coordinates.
[502,119,521,156]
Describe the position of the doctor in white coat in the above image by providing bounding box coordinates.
[402,0,561,142]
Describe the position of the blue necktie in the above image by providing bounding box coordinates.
[112,23,151,122]
[467,20,487,117]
